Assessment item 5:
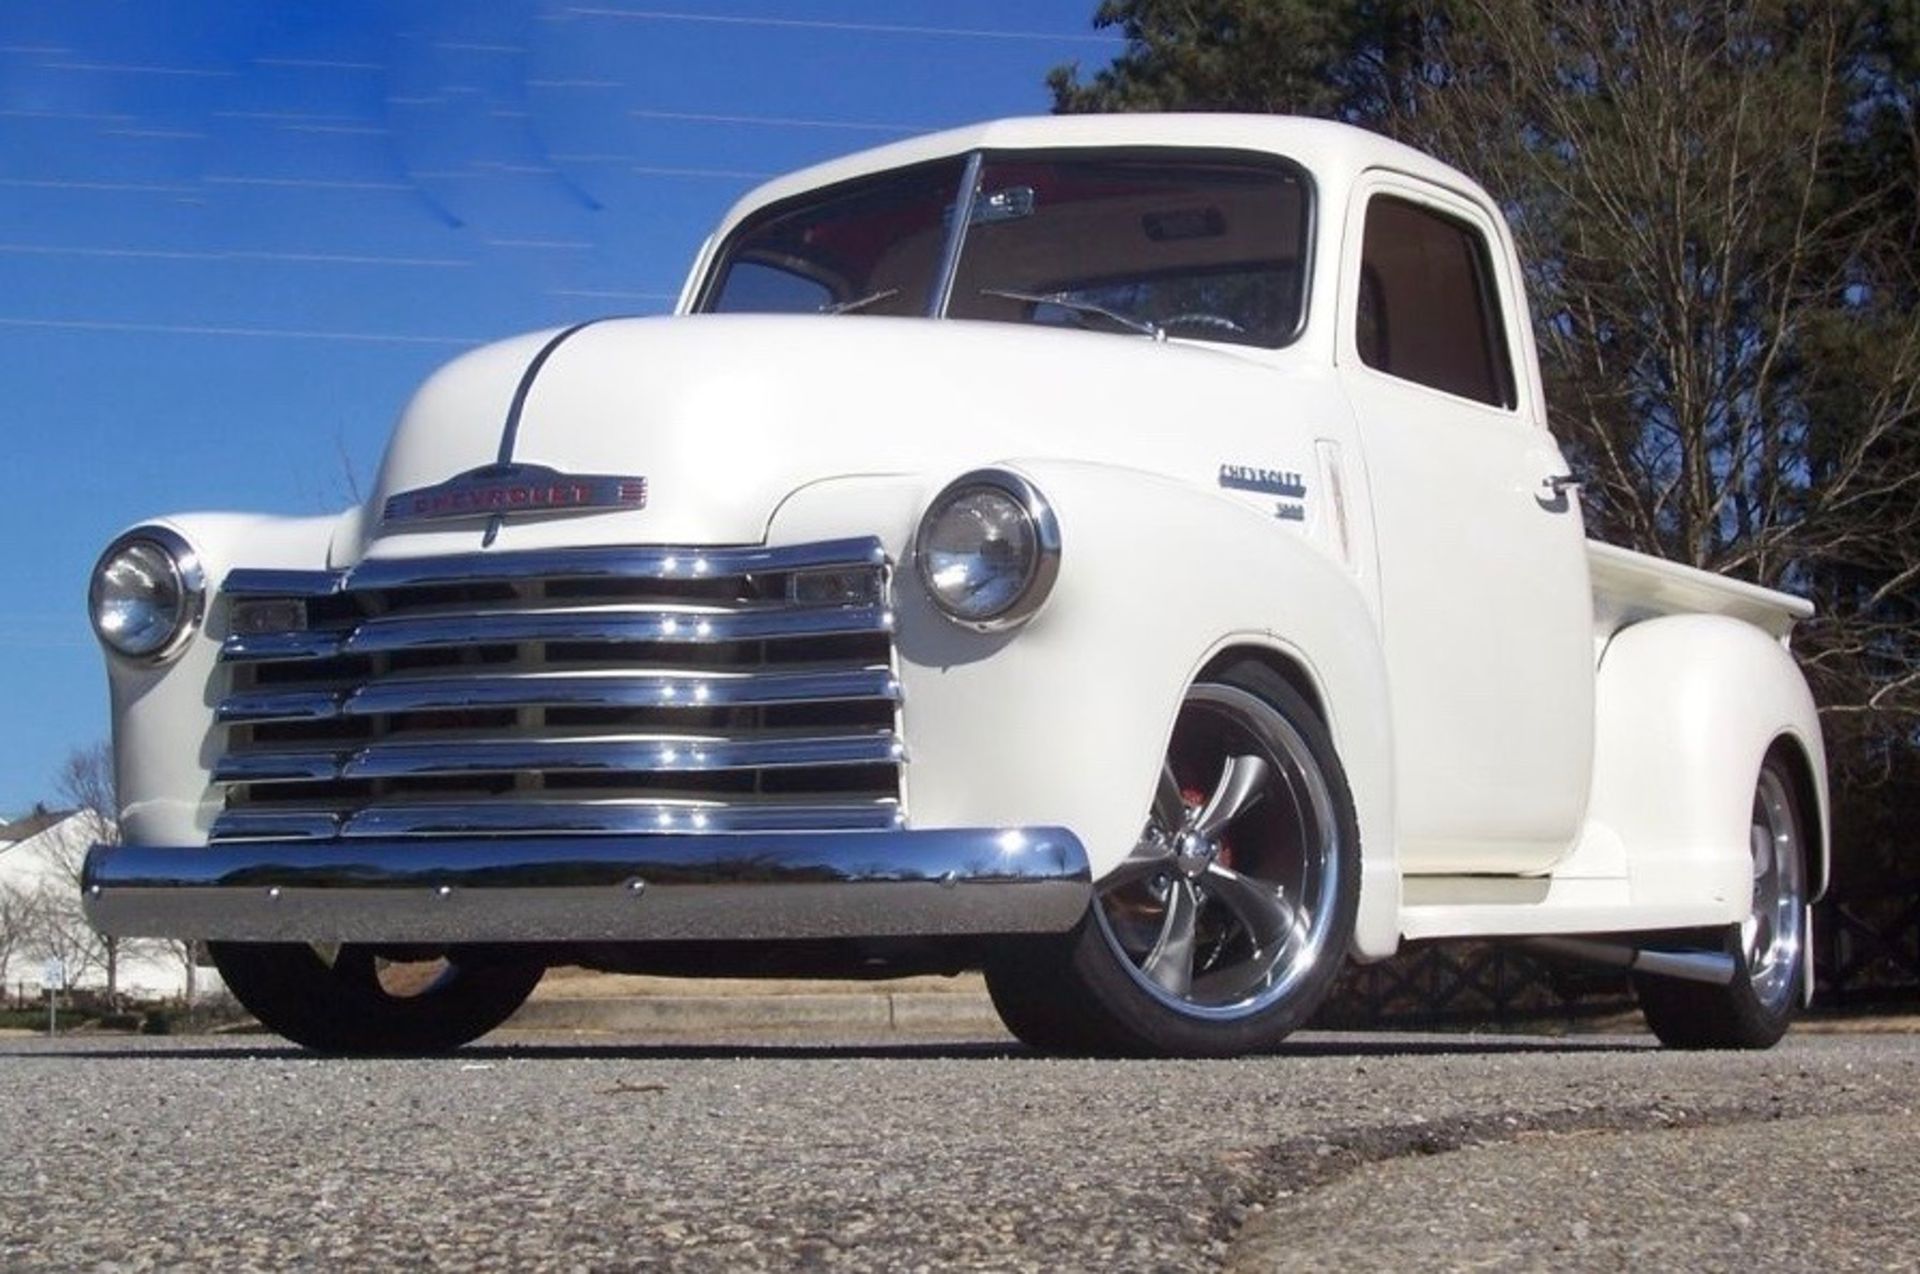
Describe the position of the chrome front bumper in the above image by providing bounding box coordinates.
[81,829,1092,944]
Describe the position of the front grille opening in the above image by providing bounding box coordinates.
[249,718,375,746]
[387,645,518,673]
[386,708,518,734]
[213,541,903,839]
[378,582,519,613]
[775,634,892,664]
[759,764,900,795]
[763,701,893,730]
[251,655,373,685]
[544,639,757,669]
[544,705,748,732]
[545,576,767,605]
[306,595,369,627]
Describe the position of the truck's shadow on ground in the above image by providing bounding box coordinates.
[16,1032,1656,1062]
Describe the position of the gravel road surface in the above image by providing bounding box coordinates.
[1,1030,1914,1271]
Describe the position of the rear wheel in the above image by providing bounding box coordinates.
[211,942,544,1055]
[987,664,1359,1057]
[1635,755,1808,1049]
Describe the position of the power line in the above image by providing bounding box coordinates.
[43,60,237,77]
[548,287,678,300]
[279,123,390,135]
[212,109,377,123]
[630,164,774,179]
[558,7,1119,43]
[484,238,596,250]
[0,176,198,194]
[0,108,133,123]
[205,176,413,191]
[630,108,920,134]
[255,57,385,72]
[0,316,482,346]
[0,243,472,268]
[101,128,206,141]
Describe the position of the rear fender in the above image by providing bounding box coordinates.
[1589,614,1829,916]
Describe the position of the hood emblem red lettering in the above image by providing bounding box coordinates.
[382,463,648,526]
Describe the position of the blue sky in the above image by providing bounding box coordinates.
[0,1,1120,816]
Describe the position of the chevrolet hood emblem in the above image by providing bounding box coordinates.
[382,463,647,526]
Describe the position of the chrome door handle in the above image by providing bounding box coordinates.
[1542,473,1581,497]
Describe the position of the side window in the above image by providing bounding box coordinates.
[1356,195,1515,408]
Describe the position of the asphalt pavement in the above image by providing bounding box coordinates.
[1,1030,1915,1271]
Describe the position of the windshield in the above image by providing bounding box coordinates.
[697,149,1310,349]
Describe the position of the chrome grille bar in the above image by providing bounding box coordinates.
[222,603,892,663]
[217,689,344,724]
[216,731,902,785]
[209,811,345,841]
[210,799,905,842]
[218,666,898,724]
[221,631,345,663]
[222,537,887,597]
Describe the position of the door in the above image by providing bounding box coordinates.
[1337,174,1594,874]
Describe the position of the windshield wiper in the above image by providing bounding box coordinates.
[979,288,1166,342]
[820,288,900,316]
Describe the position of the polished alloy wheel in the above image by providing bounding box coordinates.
[310,943,461,1000]
[1634,753,1810,1050]
[1093,682,1343,1021]
[1743,766,1806,1014]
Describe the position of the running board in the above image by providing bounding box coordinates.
[1520,937,1737,986]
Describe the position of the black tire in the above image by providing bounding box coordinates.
[211,942,545,1055]
[984,932,1128,1055]
[1635,754,1809,1050]
[985,663,1360,1057]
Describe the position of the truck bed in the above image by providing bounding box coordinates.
[1588,539,1812,646]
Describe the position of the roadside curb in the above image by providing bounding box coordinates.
[506,991,1005,1035]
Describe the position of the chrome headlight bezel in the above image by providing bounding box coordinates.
[913,468,1061,632]
[88,526,206,664]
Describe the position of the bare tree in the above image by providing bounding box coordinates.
[0,881,33,992]
[24,878,105,990]
[174,941,202,1006]
[1408,2,1920,571]
[51,742,207,1002]
[55,741,119,850]
[52,742,126,1001]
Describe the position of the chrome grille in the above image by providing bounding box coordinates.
[210,537,902,841]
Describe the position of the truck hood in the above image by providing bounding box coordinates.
[349,314,1311,562]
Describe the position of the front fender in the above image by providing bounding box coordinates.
[101,511,343,847]
[768,461,1401,957]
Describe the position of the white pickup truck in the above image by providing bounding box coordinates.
[83,114,1826,1056]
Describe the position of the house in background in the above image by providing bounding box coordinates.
[0,809,218,1001]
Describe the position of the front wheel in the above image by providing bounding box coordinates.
[987,664,1360,1057]
[211,942,545,1055]
[1635,754,1809,1049]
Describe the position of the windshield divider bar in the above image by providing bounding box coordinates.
[926,151,983,319]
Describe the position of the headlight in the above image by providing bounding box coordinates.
[914,468,1060,631]
[88,527,205,662]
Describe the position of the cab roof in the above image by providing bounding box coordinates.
[715,113,1490,236]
